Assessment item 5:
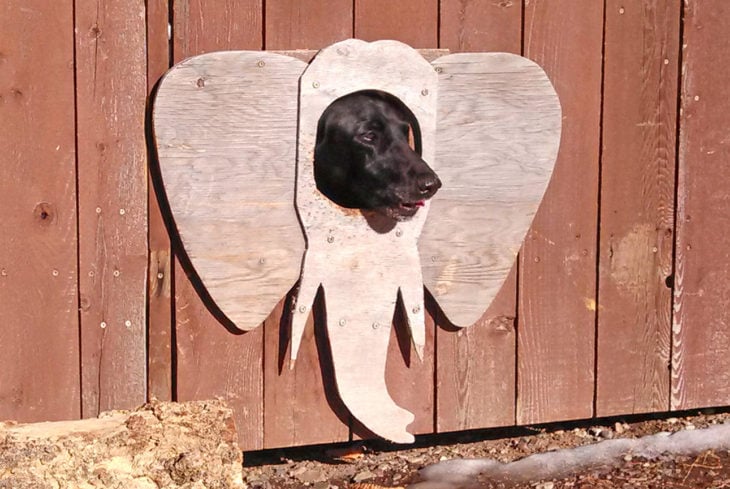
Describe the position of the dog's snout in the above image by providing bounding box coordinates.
[418,173,442,197]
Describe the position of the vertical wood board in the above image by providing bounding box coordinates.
[172,0,263,61]
[147,0,174,403]
[265,0,353,50]
[0,0,81,422]
[354,0,439,48]
[436,1,522,432]
[170,0,266,450]
[263,15,355,448]
[518,0,603,424]
[75,0,148,417]
[596,0,679,416]
[672,0,730,410]
[439,0,522,53]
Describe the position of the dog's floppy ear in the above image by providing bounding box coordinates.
[153,51,307,331]
[419,52,562,327]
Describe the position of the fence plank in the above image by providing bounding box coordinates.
[517,1,603,424]
[435,0,522,432]
[0,1,80,422]
[172,0,263,57]
[354,0,438,48]
[673,0,730,410]
[596,0,679,417]
[170,0,265,451]
[347,5,440,440]
[262,9,353,447]
[75,0,148,417]
[147,0,174,403]
[439,0,521,53]
[263,299,351,448]
[265,0,352,50]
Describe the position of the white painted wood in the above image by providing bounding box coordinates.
[153,51,307,331]
[420,52,562,327]
[291,39,439,443]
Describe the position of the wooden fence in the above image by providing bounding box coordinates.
[2,0,729,451]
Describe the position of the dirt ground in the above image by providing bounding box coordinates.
[242,409,730,488]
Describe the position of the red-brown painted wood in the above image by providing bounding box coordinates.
[0,0,81,422]
[435,0,522,432]
[171,0,266,450]
[261,1,354,448]
[517,0,603,424]
[147,0,174,403]
[596,0,680,416]
[354,0,438,48]
[265,0,352,50]
[76,0,149,417]
[672,0,730,410]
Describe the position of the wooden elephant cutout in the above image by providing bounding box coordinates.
[153,39,561,443]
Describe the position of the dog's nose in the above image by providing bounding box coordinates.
[418,174,442,197]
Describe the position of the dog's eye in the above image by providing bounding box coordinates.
[359,131,377,143]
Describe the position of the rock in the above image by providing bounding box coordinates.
[352,469,377,482]
[0,399,243,489]
[297,468,327,483]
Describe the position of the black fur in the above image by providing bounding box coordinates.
[314,90,441,221]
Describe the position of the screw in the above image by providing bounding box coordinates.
[339,319,347,327]
[52,269,59,276]
[421,89,429,96]
[256,60,265,67]
[157,272,164,279]
[412,305,421,314]
[372,322,380,329]
[259,257,266,264]
[125,320,132,328]
[119,208,126,215]
[312,81,320,89]
[100,321,107,329]
[327,235,335,243]
[395,229,402,237]
[95,207,102,214]
[299,305,307,313]
[435,66,443,73]
[89,270,95,277]
[0,269,6,277]
[113,270,120,277]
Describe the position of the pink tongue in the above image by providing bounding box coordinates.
[415,200,426,207]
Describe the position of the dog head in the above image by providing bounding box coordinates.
[313,90,441,221]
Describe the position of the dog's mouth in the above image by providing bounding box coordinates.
[380,199,427,221]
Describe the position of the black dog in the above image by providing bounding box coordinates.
[313,90,441,221]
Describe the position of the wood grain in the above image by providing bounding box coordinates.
[596,0,679,417]
[672,0,730,410]
[354,0,438,48]
[154,51,306,332]
[294,39,439,443]
[75,0,148,417]
[172,0,263,60]
[436,1,522,432]
[263,298,350,448]
[263,12,355,448]
[265,0,352,50]
[517,0,603,424]
[147,0,174,402]
[421,52,561,328]
[169,0,266,450]
[439,0,522,53]
[0,0,80,422]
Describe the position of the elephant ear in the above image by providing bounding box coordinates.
[420,52,562,327]
[153,51,307,331]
